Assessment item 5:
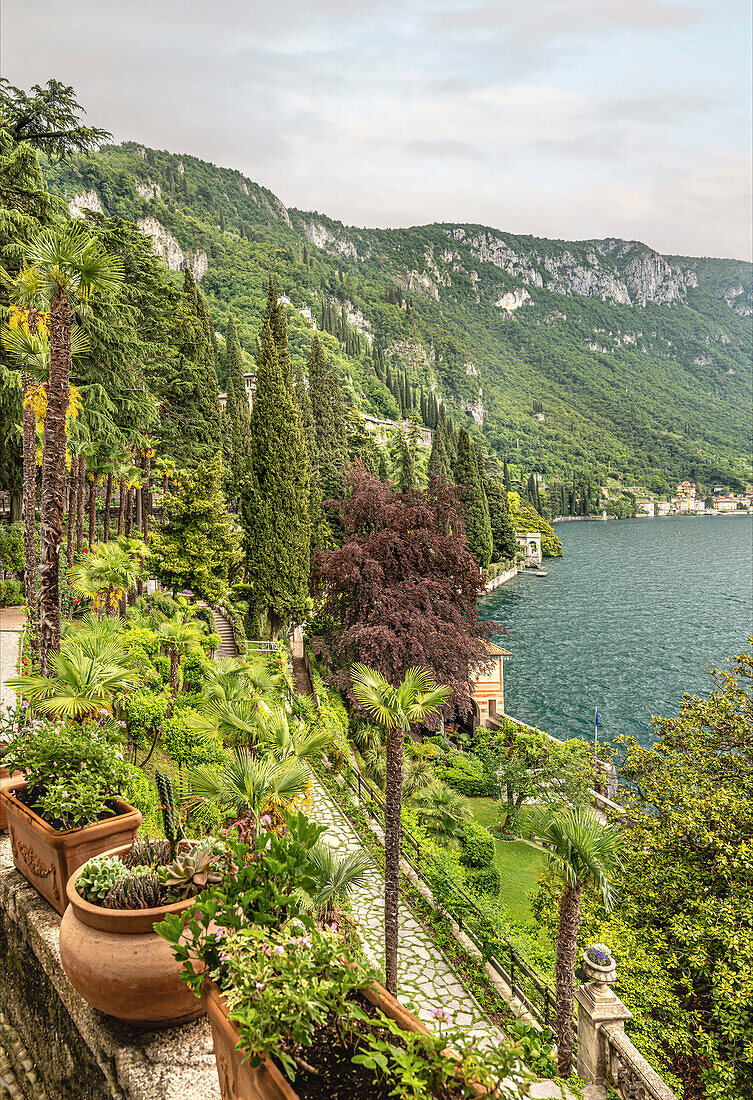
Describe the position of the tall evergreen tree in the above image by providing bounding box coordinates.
[396,434,416,492]
[487,480,518,562]
[455,429,493,568]
[308,335,346,500]
[427,417,451,481]
[223,314,252,489]
[242,318,311,636]
[503,458,511,492]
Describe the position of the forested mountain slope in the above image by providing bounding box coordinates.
[46,142,752,490]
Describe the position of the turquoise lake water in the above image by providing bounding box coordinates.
[480,515,753,747]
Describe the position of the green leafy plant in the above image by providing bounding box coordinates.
[459,820,495,868]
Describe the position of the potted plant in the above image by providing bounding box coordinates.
[0,719,141,913]
[582,943,618,986]
[158,813,529,1100]
[60,830,224,1028]
[0,713,24,832]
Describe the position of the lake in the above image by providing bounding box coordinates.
[480,515,753,747]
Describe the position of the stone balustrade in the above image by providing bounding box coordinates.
[575,949,678,1100]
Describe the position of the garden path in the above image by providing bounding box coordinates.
[0,606,23,716]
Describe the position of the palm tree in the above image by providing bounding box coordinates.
[68,541,143,616]
[527,805,622,1077]
[24,223,123,672]
[410,781,471,846]
[189,748,310,831]
[350,664,451,995]
[7,621,142,722]
[300,843,373,921]
[157,613,205,696]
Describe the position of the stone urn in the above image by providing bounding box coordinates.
[60,844,206,1029]
[582,948,617,987]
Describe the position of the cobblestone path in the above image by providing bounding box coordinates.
[307,772,493,1037]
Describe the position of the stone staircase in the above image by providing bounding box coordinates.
[292,655,313,697]
[198,601,237,658]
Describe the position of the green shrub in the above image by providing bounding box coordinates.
[466,866,501,896]
[0,524,23,576]
[181,652,208,692]
[162,708,225,769]
[172,690,204,713]
[460,820,495,867]
[439,767,494,798]
[0,579,24,607]
[125,692,169,748]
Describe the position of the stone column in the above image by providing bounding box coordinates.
[574,950,633,1085]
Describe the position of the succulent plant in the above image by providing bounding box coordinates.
[161,841,223,899]
[104,872,164,910]
[123,836,172,869]
[77,855,129,904]
[155,771,185,857]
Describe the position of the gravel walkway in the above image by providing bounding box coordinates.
[0,607,24,717]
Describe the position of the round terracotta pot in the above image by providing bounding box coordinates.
[59,844,205,1029]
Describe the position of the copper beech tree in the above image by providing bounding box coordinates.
[311,468,492,722]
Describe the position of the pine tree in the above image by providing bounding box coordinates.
[151,453,240,602]
[487,480,518,562]
[224,314,252,488]
[455,429,493,568]
[242,319,311,636]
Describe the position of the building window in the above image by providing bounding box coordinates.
[488,699,497,717]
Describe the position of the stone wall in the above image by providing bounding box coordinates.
[0,839,219,1100]
[484,563,521,591]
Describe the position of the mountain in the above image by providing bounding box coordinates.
[45,142,752,492]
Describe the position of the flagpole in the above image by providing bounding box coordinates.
[594,706,599,762]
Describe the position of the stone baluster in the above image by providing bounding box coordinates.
[574,947,632,1086]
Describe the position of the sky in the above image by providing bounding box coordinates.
[2,0,751,259]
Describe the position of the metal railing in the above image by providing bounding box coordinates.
[330,763,562,1032]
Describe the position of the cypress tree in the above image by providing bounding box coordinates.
[378,450,388,481]
[242,319,311,636]
[396,435,416,492]
[503,458,511,492]
[427,418,451,481]
[224,314,252,487]
[308,335,346,499]
[487,480,518,562]
[455,429,493,568]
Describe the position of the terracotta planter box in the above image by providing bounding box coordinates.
[0,782,141,914]
[203,978,433,1100]
[0,764,24,832]
[59,845,205,1029]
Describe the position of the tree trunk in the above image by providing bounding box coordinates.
[170,651,179,697]
[135,486,142,532]
[104,471,113,542]
[39,290,72,673]
[124,488,133,536]
[117,476,126,535]
[75,453,85,553]
[21,367,38,653]
[66,469,77,569]
[383,722,405,996]
[88,477,96,546]
[555,883,582,1077]
[143,452,151,543]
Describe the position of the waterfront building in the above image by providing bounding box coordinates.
[714,495,738,512]
[469,641,511,727]
[516,532,543,567]
[361,414,432,447]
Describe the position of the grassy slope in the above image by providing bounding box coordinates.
[467,797,546,926]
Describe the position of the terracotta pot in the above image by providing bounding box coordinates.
[0,782,141,914]
[203,978,431,1100]
[0,765,24,832]
[59,844,206,1029]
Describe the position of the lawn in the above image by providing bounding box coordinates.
[467,797,546,925]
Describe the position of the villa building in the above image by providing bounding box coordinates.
[219,371,257,413]
[361,414,432,447]
[469,641,511,728]
[516,532,542,567]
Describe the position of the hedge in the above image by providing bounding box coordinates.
[466,866,501,896]
[460,820,496,867]
[440,767,495,798]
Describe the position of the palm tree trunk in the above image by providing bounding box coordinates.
[66,469,77,569]
[143,452,151,543]
[104,471,113,542]
[170,651,179,697]
[135,486,142,532]
[39,289,72,673]
[555,883,582,1077]
[125,488,133,537]
[383,723,405,996]
[117,476,126,536]
[88,477,96,546]
[75,454,85,553]
[21,368,38,653]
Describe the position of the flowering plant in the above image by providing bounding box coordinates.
[585,943,613,966]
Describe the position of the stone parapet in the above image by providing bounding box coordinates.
[0,837,219,1100]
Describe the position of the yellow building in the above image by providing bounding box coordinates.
[470,641,511,728]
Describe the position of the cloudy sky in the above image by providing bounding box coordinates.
[3,0,751,259]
